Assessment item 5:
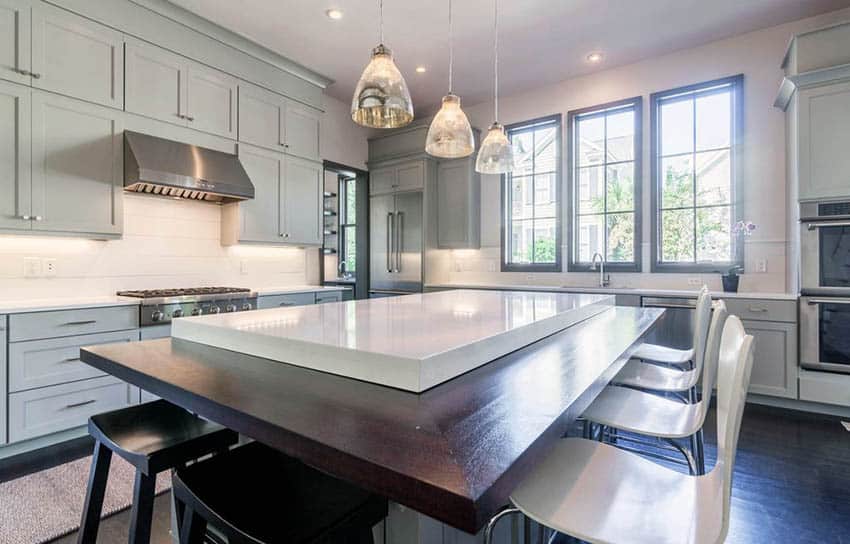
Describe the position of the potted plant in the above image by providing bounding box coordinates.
[722,221,757,293]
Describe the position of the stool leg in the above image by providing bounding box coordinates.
[178,506,207,544]
[78,442,113,544]
[128,470,156,544]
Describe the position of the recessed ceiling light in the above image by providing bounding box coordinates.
[325,8,343,20]
[586,52,604,63]
[415,66,427,73]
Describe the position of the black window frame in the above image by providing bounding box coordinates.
[500,114,563,273]
[650,74,744,273]
[567,96,643,272]
[338,175,357,274]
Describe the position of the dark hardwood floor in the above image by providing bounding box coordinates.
[2,403,848,543]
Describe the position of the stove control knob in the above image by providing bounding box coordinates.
[172,308,184,318]
[209,306,221,314]
[151,310,164,322]
[225,304,237,313]
[242,302,253,311]
[191,307,203,316]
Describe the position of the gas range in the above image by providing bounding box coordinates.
[117,287,258,326]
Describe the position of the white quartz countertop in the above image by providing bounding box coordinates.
[254,285,350,296]
[172,289,615,392]
[425,283,798,301]
[0,296,140,314]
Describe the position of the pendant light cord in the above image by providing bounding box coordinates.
[448,0,453,94]
[378,0,384,44]
[494,0,499,121]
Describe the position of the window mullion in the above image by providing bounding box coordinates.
[691,97,698,264]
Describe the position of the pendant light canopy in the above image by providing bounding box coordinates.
[351,0,414,129]
[425,0,474,158]
[475,0,513,174]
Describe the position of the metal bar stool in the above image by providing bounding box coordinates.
[77,400,239,544]
[172,441,388,544]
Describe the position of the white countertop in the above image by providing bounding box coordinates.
[425,283,798,301]
[172,289,615,392]
[0,296,140,314]
[254,285,351,296]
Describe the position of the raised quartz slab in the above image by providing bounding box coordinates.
[171,289,614,392]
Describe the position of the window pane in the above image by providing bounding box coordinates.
[577,116,605,167]
[661,208,695,262]
[510,176,533,220]
[607,212,635,262]
[512,132,535,176]
[660,155,694,209]
[532,218,557,263]
[695,91,731,151]
[535,127,558,173]
[578,214,604,262]
[343,225,356,272]
[534,174,557,218]
[660,98,694,156]
[606,110,634,163]
[607,162,635,212]
[343,178,356,223]
[510,220,534,264]
[578,166,604,215]
[695,149,731,206]
[696,205,732,262]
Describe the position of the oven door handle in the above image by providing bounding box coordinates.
[806,298,850,305]
[805,221,850,230]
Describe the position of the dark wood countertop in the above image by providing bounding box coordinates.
[80,306,662,533]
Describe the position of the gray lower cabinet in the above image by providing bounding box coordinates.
[0,80,31,230]
[0,0,31,87]
[30,91,123,237]
[315,291,343,304]
[1,315,7,444]
[742,319,798,399]
[8,376,134,442]
[436,157,480,249]
[256,292,315,309]
[9,304,138,341]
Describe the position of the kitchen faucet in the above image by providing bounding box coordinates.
[591,252,611,287]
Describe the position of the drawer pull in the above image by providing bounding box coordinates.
[62,357,81,363]
[747,307,768,313]
[279,302,296,307]
[64,399,96,410]
[62,320,97,326]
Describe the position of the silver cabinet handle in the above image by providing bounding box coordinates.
[14,68,40,78]
[807,298,850,305]
[33,215,43,221]
[747,306,768,313]
[279,302,296,307]
[386,212,393,273]
[20,215,31,220]
[64,399,96,410]
[186,116,195,122]
[396,211,403,272]
[176,113,185,119]
[30,72,41,79]
[806,221,850,230]
[63,320,97,326]
[62,357,82,363]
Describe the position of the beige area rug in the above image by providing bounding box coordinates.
[0,454,170,544]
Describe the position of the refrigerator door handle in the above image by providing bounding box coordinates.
[387,212,394,273]
[396,211,404,272]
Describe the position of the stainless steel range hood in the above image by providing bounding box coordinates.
[124,131,254,203]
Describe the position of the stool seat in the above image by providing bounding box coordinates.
[613,359,699,392]
[173,441,387,544]
[89,399,238,475]
[631,342,695,366]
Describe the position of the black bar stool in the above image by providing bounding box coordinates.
[172,441,388,544]
[77,399,239,544]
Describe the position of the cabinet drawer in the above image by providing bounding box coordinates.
[315,291,343,304]
[799,369,850,408]
[722,298,796,322]
[9,305,138,341]
[256,293,315,309]
[8,376,134,443]
[9,330,137,392]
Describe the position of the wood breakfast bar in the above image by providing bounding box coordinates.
[79,290,663,535]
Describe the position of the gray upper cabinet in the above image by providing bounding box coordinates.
[186,62,237,139]
[436,157,480,249]
[222,143,283,244]
[31,3,124,109]
[0,80,31,230]
[30,91,123,236]
[797,80,850,201]
[369,159,425,196]
[125,37,186,126]
[282,155,322,245]
[238,81,321,161]
[0,0,31,86]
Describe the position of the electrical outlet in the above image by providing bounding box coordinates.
[487,260,497,273]
[687,277,701,286]
[756,259,767,273]
[240,260,249,275]
[44,258,57,277]
[24,258,42,278]
[525,274,535,283]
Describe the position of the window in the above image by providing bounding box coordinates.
[568,97,641,271]
[502,115,562,271]
[338,176,357,274]
[651,75,743,272]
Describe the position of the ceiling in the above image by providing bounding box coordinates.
[169,0,850,111]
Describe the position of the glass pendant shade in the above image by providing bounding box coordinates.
[475,122,513,174]
[425,94,474,158]
[351,44,414,129]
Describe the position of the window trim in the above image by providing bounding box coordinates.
[500,114,563,273]
[566,96,643,273]
[650,74,744,273]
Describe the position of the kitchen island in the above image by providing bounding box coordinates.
[80,291,663,534]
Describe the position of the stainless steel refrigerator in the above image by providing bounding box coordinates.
[369,192,423,296]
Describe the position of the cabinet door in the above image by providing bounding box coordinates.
[0,80,31,230]
[0,0,31,86]
[1,316,7,444]
[283,100,321,161]
[743,319,798,399]
[282,156,321,245]
[236,143,282,243]
[798,81,850,200]
[396,161,425,191]
[437,158,479,248]
[186,63,237,139]
[238,82,284,151]
[31,3,123,109]
[369,166,396,195]
[31,92,123,236]
[125,38,187,126]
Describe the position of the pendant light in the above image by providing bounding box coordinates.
[351,0,414,129]
[475,0,513,174]
[425,0,474,158]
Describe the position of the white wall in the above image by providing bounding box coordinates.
[434,7,850,294]
[0,96,369,301]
